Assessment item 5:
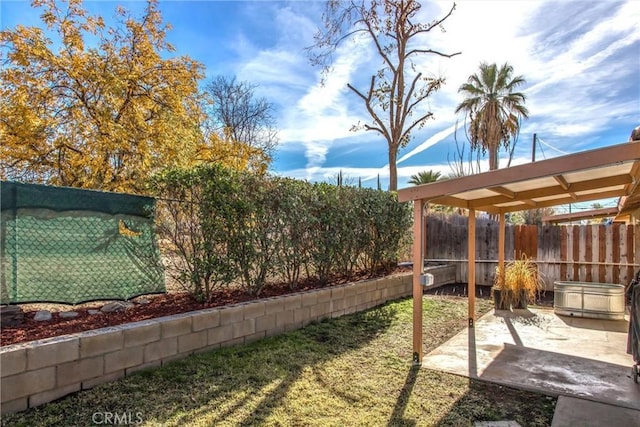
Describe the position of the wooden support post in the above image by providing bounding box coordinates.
[468,209,476,327]
[412,199,424,365]
[498,212,505,281]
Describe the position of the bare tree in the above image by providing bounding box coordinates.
[203,76,279,160]
[307,0,460,191]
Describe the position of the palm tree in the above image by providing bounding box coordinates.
[455,62,529,170]
[408,170,442,186]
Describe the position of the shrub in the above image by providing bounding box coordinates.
[150,165,412,299]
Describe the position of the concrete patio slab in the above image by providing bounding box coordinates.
[423,307,640,412]
[551,396,640,427]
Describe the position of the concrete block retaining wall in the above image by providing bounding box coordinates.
[1,272,412,414]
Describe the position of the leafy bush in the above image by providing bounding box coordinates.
[150,165,239,302]
[150,165,411,300]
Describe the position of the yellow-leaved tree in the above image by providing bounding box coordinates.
[196,131,270,176]
[0,0,206,192]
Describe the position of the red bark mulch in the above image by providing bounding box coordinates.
[1,267,410,347]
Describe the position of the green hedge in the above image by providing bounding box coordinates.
[150,165,411,299]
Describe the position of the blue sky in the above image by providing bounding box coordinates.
[2,0,639,209]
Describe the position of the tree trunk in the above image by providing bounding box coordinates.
[489,145,499,170]
[388,146,398,191]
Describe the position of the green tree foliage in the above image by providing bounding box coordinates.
[455,62,529,170]
[408,170,443,185]
[307,0,459,191]
[0,0,205,192]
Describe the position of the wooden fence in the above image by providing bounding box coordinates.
[425,214,639,290]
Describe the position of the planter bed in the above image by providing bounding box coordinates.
[0,272,412,414]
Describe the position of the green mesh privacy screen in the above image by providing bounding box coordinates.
[1,181,165,304]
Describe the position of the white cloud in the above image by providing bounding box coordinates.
[222,1,640,184]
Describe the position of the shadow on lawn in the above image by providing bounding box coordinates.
[431,379,556,427]
[2,304,399,427]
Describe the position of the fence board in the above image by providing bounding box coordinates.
[560,227,568,281]
[611,223,620,283]
[424,214,638,290]
[585,226,592,281]
[598,225,606,282]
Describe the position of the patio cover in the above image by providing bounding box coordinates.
[397,141,640,364]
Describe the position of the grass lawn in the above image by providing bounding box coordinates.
[2,295,556,426]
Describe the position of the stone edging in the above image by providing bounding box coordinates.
[1,272,412,414]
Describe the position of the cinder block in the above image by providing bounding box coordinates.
[104,347,143,374]
[284,321,302,332]
[0,397,27,415]
[220,337,244,348]
[57,356,104,387]
[373,289,382,301]
[232,318,255,339]
[244,331,266,344]
[219,305,244,326]
[1,366,56,401]
[177,330,207,354]
[276,310,294,328]
[255,313,276,333]
[294,307,310,323]
[356,293,367,306]
[310,301,331,318]
[80,329,124,358]
[194,345,218,355]
[345,295,357,309]
[144,337,178,363]
[344,305,357,315]
[243,301,265,319]
[301,292,318,307]
[264,298,284,315]
[191,310,220,332]
[160,353,186,366]
[356,281,370,294]
[1,348,26,377]
[331,286,345,300]
[82,370,124,390]
[316,289,331,303]
[265,325,284,338]
[331,298,345,312]
[123,321,161,348]
[345,285,358,297]
[331,309,345,318]
[126,360,161,376]
[284,294,302,311]
[27,337,79,370]
[161,314,193,337]
[377,278,390,290]
[29,382,80,408]
[208,325,234,345]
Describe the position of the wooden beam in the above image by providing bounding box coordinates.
[489,186,516,199]
[468,209,476,328]
[412,199,424,365]
[468,174,630,209]
[496,189,626,213]
[429,195,470,209]
[523,199,537,207]
[398,142,639,203]
[554,175,571,190]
